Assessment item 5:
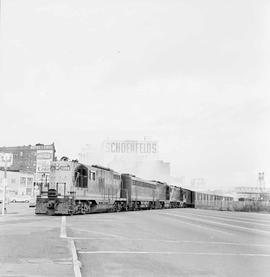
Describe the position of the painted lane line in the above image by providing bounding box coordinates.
[160,212,270,236]
[60,216,82,277]
[182,211,270,227]
[183,209,270,224]
[186,210,270,221]
[60,216,67,238]
[78,251,270,257]
[70,239,82,277]
[157,214,234,236]
[69,237,270,248]
[71,226,127,239]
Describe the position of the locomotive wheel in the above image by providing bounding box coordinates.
[81,206,86,214]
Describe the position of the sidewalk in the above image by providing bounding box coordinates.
[0,203,74,277]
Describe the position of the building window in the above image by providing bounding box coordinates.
[11,178,16,184]
[20,177,26,185]
[27,178,33,187]
[20,151,23,157]
[26,188,32,195]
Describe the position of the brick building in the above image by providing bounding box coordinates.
[0,143,56,174]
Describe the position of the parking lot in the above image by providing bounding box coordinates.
[1,204,270,276]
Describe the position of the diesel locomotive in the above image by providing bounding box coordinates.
[35,160,195,215]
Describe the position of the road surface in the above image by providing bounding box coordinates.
[65,208,270,277]
[1,204,270,276]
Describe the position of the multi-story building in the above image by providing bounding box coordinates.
[0,143,56,185]
[0,169,35,199]
[0,143,56,173]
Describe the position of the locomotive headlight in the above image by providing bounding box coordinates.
[47,200,55,209]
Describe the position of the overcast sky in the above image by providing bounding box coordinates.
[1,0,269,188]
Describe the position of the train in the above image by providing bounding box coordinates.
[35,160,232,215]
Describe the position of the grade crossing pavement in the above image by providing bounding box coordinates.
[65,208,270,277]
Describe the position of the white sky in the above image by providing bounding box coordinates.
[0,0,270,188]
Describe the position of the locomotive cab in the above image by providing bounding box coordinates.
[74,165,88,188]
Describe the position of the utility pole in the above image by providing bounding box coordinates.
[1,160,7,215]
[258,172,265,200]
[1,153,13,215]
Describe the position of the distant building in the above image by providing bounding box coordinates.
[0,169,35,198]
[0,143,56,182]
[79,139,171,182]
[235,186,270,201]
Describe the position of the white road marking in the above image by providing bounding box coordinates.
[60,216,82,277]
[69,237,270,247]
[160,212,270,235]
[183,211,270,227]
[189,209,270,221]
[157,213,234,235]
[60,216,67,238]
[70,239,82,277]
[78,251,270,257]
[71,226,127,239]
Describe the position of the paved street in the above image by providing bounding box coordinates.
[66,208,270,277]
[1,205,270,276]
[0,203,73,277]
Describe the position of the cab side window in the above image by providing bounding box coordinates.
[89,171,96,181]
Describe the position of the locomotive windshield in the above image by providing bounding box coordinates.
[75,165,88,188]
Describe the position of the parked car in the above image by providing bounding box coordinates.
[29,198,36,207]
[10,195,31,203]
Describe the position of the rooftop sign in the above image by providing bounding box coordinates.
[104,140,158,154]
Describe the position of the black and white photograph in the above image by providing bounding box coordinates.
[0,0,270,276]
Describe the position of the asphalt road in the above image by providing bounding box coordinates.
[0,203,73,277]
[1,204,270,276]
[66,209,270,277]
